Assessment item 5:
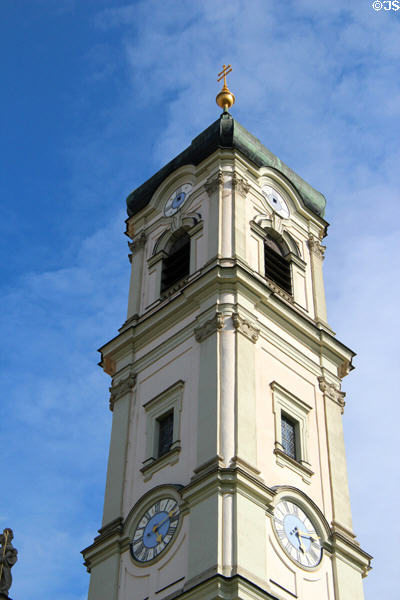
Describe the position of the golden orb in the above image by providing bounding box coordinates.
[216,87,235,110]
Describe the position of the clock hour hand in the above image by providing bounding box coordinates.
[294,529,306,553]
[296,529,320,542]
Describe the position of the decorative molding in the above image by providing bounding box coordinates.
[194,312,225,342]
[192,455,225,478]
[274,447,314,484]
[95,517,124,542]
[109,369,137,411]
[204,172,224,196]
[330,530,372,577]
[170,211,202,233]
[318,377,346,413]
[119,313,139,331]
[264,276,295,303]
[140,444,181,481]
[229,455,261,477]
[232,312,260,343]
[231,173,250,197]
[128,231,146,254]
[161,276,189,298]
[308,234,326,259]
[81,516,124,571]
[331,519,357,542]
[250,217,272,236]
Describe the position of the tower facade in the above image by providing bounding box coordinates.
[82,110,371,600]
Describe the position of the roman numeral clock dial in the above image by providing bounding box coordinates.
[131,498,180,564]
[164,183,192,217]
[273,500,322,568]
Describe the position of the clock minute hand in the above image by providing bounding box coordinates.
[297,529,320,542]
[152,510,177,534]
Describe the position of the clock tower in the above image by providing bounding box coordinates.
[82,74,371,600]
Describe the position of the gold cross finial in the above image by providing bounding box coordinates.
[216,64,235,111]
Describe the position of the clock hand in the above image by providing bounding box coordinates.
[297,530,320,542]
[152,510,177,535]
[294,530,305,553]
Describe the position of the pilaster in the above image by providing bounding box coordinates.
[204,172,224,260]
[102,369,136,525]
[319,377,353,535]
[307,234,328,324]
[194,312,223,468]
[127,231,147,319]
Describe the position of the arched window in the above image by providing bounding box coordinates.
[264,233,292,294]
[161,232,190,293]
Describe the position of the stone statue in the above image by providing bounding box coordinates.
[0,529,17,598]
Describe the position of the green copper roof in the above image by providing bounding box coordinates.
[126,112,326,218]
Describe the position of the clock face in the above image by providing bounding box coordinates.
[273,500,322,568]
[131,497,180,563]
[164,183,193,217]
[261,185,290,219]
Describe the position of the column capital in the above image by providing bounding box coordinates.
[231,173,250,197]
[318,376,346,413]
[109,369,137,411]
[308,234,326,259]
[194,312,225,342]
[204,172,224,196]
[128,231,147,254]
[232,312,259,343]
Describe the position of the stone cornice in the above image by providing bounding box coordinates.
[318,376,346,413]
[102,353,116,376]
[109,369,137,411]
[98,259,355,381]
[81,516,124,572]
[178,571,281,600]
[194,312,225,342]
[232,312,260,343]
[330,530,372,577]
[185,463,275,511]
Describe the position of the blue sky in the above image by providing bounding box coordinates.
[1,1,399,598]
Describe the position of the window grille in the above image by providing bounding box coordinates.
[157,412,174,457]
[281,413,297,460]
[161,233,190,293]
[264,235,292,294]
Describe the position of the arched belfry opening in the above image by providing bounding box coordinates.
[161,231,190,293]
[264,232,292,294]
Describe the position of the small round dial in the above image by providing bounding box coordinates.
[261,185,290,218]
[164,183,192,217]
[131,498,180,563]
[273,500,322,568]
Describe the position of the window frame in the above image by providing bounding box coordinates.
[141,381,184,481]
[271,381,314,483]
